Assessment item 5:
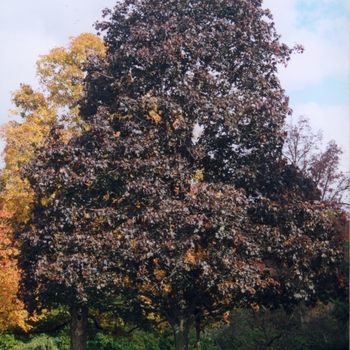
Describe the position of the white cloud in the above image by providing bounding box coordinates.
[263,0,298,35]
[263,0,349,91]
[0,25,57,124]
[277,26,348,91]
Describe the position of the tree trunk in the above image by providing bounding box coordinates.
[171,317,191,350]
[70,304,88,350]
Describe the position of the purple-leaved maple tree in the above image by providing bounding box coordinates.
[16,1,347,349]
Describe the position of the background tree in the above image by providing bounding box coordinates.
[0,85,57,225]
[0,206,31,333]
[17,1,347,350]
[283,116,349,204]
[35,33,106,128]
[0,33,105,228]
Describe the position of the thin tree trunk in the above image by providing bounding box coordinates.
[70,304,88,350]
[172,317,191,350]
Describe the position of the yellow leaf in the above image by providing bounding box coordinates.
[40,197,49,206]
[193,168,204,181]
[148,110,162,124]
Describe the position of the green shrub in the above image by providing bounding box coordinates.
[88,330,160,350]
[0,334,22,350]
[12,335,58,350]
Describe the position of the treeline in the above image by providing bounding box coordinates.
[0,302,348,349]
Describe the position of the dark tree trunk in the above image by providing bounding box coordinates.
[171,317,191,350]
[70,304,88,350]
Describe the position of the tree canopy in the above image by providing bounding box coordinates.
[15,1,347,349]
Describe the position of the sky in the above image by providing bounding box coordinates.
[0,0,349,170]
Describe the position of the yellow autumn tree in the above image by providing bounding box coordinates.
[0,33,106,227]
[0,85,57,225]
[0,207,30,332]
[36,32,106,125]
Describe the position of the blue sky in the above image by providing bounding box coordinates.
[293,0,349,104]
[296,0,347,32]
[0,0,349,169]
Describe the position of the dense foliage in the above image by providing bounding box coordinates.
[15,0,347,349]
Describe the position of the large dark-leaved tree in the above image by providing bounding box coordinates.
[17,0,347,349]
